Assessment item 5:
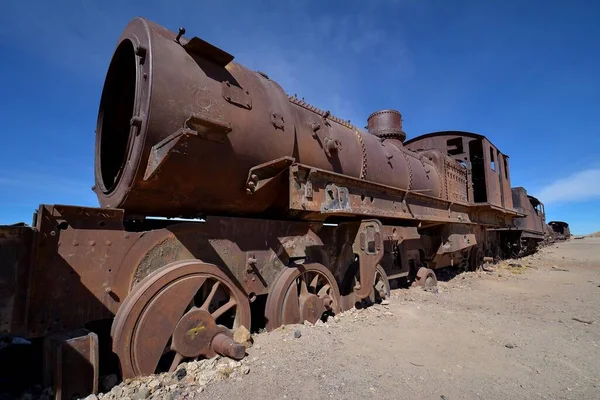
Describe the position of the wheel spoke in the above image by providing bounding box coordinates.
[200,281,221,311]
[317,283,331,297]
[299,274,309,295]
[168,352,184,373]
[212,297,237,320]
[309,274,320,292]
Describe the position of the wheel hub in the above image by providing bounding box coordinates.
[172,309,221,358]
[300,293,328,324]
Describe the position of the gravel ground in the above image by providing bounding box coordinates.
[81,236,600,400]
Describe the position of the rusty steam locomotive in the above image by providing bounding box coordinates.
[0,18,567,399]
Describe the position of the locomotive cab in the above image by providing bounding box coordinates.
[405,131,515,212]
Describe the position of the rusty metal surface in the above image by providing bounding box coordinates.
[436,233,476,255]
[93,18,447,219]
[289,164,472,224]
[111,260,251,378]
[340,264,390,311]
[349,220,384,300]
[264,263,340,330]
[6,204,332,339]
[468,246,485,271]
[405,131,514,211]
[367,109,406,143]
[549,221,571,240]
[43,329,99,400]
[413,267,437,289]
[0,225,34,335]
[511,187,547,238]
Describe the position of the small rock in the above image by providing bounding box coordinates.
[206,356,220,368]
[109,386,123,398]
[508,262,522,268]
[303,320,313,327]
[147,379,161,391]
[315,320,325,326]
[82,395,98,400]
[572,317,593,325]
[174,367,187,380]
[381,299,390,305]
[241,365,250,375]
[132,387,150,400]
[166,384,178,392]
[233,325,253,348]
[294,329,302,338]
[384,311,394,316]
[505,343,515,349]
[102,374,118,392]
[122,387,134,397]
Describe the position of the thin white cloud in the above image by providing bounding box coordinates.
[537,168,600,204]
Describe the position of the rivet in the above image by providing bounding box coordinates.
[106,240,112,246]
[72,240,79,246]
[89,240,96,246]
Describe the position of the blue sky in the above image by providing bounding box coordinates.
[0,0,599,234]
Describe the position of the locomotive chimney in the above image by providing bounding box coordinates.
[367,109,406,144]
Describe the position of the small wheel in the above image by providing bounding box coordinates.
[111,260,251,379]
[413,267,437,289]
[469,246,485,271]
[340,264,390,310]
[372,265,391,303]
[264,263,341,331]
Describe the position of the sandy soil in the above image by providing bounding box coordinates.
[197,237,600,400]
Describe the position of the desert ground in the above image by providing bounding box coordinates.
[85,236,600,400]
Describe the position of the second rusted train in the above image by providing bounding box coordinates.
[0,17,566,399]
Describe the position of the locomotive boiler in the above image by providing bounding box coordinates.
[1,17,537,399]
[95,18,439,218]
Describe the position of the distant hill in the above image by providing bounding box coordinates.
[588,231,600,238]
